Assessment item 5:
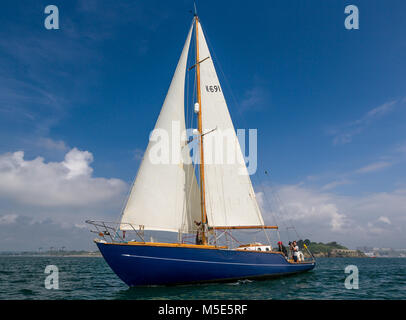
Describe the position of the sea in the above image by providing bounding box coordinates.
[0,256,405,300]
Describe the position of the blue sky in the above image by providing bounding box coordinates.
[0,0,405,250]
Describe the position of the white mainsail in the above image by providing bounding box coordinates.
[197,21,264,228]
[120,24,201,233]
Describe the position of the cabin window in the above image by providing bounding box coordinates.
[257,248,261,251]
[266,247,270,251]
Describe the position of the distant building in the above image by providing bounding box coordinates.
[364,252,376,257]
[330,249,365,257]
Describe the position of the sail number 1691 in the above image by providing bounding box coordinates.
[205,85,222,93]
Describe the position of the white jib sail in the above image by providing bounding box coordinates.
[197,21,264,227]
[120,24,201,233]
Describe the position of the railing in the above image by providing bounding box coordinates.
[285,249,315,263]
[85,220,145,243]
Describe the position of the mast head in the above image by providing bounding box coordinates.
[193,1,198,17]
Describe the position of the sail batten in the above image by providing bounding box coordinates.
[120,24,201,233]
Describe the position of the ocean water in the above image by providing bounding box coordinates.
[0,256,405,300]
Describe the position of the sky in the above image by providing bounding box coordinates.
[0,0,405,251]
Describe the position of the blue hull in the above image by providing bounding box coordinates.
[97,242,315,286]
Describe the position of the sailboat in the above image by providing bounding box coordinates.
[87,12,315,287]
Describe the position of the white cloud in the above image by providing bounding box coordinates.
[0,148,129,250]
[239,85,270,114]
[257,183,406,248]
[355,161,393,174]
[1,145,404,250]
[0,148,127,207]
[266,185,348,232]
[321,179,351,191]
[0,213,18,225]
[378,216,391,225]
[37,137,68,152]
[62,148,94,179]
[329,99,401,145]
[0,214,95,251]
[365,100,397,119]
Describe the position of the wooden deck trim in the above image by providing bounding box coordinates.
[102,241,228,250]
[210,226,278,230]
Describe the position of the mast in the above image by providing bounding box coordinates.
[195,15,208,245]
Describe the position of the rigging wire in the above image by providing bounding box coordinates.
[113,153,145,239]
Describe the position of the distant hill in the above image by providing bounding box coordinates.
[307,241,347,254]
[296,239,366,257]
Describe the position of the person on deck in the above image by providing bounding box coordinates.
[292,241,299,262]
[277,241,288,257]
[194,221,203,245]
[288,241,293,259]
